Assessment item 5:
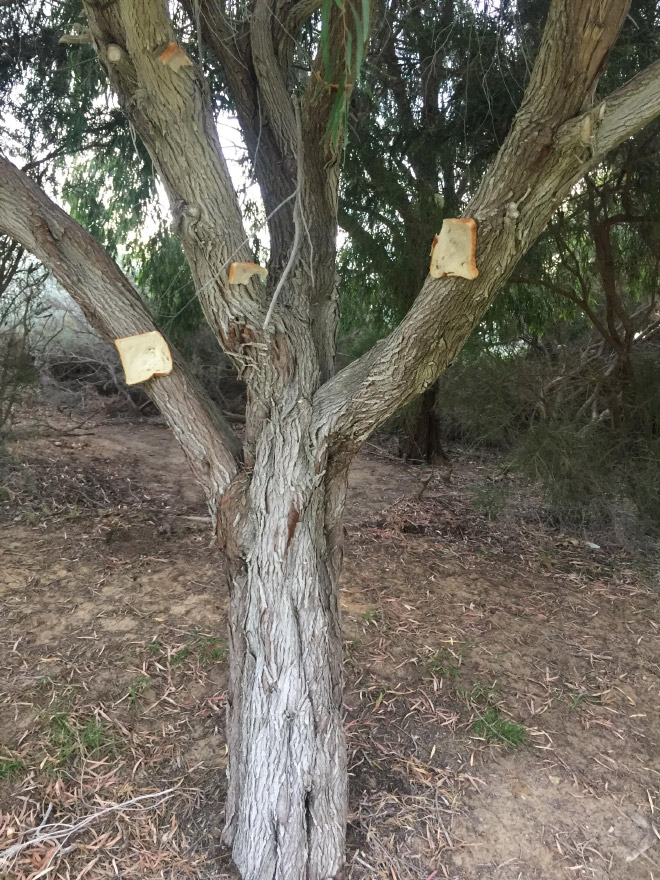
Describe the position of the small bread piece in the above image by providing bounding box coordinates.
[429,218,478,280]
[228,262,268,285]
[158,42,193,71]
[114,331,173,386]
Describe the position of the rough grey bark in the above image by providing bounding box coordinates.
[218,417,348,880]
[3,2,660,879]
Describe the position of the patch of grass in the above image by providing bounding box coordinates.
[81,719,108,751]
[472,708,526,746]
[148,639,163,656]
[171,645,192,665]
[0,756,25,780]
[458,678,526,748]
[567,691,602,711]
[470,481,509,521]
[169,629,227,667]
[48,712,77,764]
[195,634,227,665]
[427,648,462,681]
[46,712,115,767]
[362,608,380,623]
[128,675,151,705]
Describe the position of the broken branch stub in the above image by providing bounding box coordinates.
[114,331,173,385]
[429,218,479,280]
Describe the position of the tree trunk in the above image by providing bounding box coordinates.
[218,411,349,880]
[398,380,449,464]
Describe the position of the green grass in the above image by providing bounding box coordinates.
[455,678,526,747]
[427,648,461,681]
[81,718,108,751]
[567,691,601,711]
[171,645,192,665]
[46,712,114,766]
[128,675,151,705]
[471,708,526,746]
[48,712,77,764]
[167,629,227,667]
[0,756,25,780]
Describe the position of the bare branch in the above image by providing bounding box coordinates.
[0,157,241,515]
[251,0,298,161]
[179,0,297,263]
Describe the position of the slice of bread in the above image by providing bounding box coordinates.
[429,218,478,280]
[114,331,173,386]
[158,42,193,71]
[228,262,268,285]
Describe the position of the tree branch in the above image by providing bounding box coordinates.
[82,0,271,349]
[0,157,241,516]
[251,0,298,162]
[313,0,655,447]
[280,0,321,33]
[513,275,617,349]
[179,0,297,264]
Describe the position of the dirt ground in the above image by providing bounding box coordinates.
[1,403,660,880]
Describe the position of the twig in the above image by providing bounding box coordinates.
[0,787,180,869]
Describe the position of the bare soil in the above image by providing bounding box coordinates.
[1,404,660,879]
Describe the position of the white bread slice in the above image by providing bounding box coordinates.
[429,218,478,280]
[228,262,268,285]
[114,331,173,386]
[158,42,193,71]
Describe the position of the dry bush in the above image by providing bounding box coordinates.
[435,341,660,542]
[0,240,43,438]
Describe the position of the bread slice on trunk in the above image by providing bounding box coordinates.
[430,218,478,280]
[115,330,173,385]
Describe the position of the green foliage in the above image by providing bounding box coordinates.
[435,350,545,449]
[470,481,510,521]
[46,712,114,767]
[63,137,156,258]
[337,0,530,354]
[320,0,371,149]
[128,676,151,706]
[169,628,227,667]
[437,343,660,538]
[130,225,202,343]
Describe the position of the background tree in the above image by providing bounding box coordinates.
[2,2,660,878]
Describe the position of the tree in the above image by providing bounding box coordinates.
[1,2,660,877]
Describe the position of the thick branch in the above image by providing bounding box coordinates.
[313,0,657,446]
[181,0,297,264]
[82,0,271,347]
[0,157,240,514]
[251,0,298,162]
